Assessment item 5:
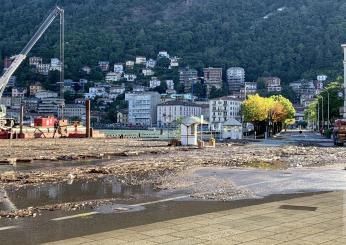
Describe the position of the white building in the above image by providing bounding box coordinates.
[157,101,202,128]
[264,77,282,92]
[98,61,109,72]
[7,76,16,88]
[300,94,314,107]
[84,87,107,99]
[158,51,170,59]
[170,57,179,67]
[12,88,27,98]
[166,80,175,90]
[317,75,328,82]
[227,67,245,93]
[58,104,85,119]
[50,58,61,71]
[146,59,156,69]
[105,72,122,82]
[124,74,137,82]
[289,82,302,93]
[133,85,148,92]
[36,64,50,75]
[82,66,91,74]
[209,96,242,131]
[238,82,257,99]
[37,98,65,116]
[29,57,42,66]
[135,56,147,65]
[35,90,58,99]
[125,60,135,69]
[142,68,155,76]
[125,92,161,126]
[150,77,161,88]
[113,64,124,74]
[109,84,125,94]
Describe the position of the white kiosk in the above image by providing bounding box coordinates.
[222,118,243,140]
[181,116,208,146]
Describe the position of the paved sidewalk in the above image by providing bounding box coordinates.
[44,191,346,245]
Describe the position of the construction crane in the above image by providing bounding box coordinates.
[0,6,64,129]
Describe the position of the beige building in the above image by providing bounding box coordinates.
[58,104,85,119]
[157,101,202,128]
[209,96,242,131]
[203,67,223,94]
[264,77,282,92]
[29,83,43,96]
[116,110,128,124]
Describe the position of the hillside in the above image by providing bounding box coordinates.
[1,0,346,83]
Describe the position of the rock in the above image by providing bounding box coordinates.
[68,174,77,179]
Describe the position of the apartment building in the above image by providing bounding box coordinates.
[125,91,161,126]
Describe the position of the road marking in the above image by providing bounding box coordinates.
[130,195,188,207]
[240,178,291,188]
[51,211,99,221]
[51,196,188,221]
[0,226,17,231]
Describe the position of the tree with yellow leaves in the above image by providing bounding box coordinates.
[243,94,295,135]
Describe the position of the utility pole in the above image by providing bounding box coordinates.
[317,100,320,131]
[59,8,65,99]
[342,44,346,119]
[321,96,324,129]
[327,91,330,129]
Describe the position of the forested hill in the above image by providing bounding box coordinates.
[1,0,346,82]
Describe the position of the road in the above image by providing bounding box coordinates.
[254,129,333,147]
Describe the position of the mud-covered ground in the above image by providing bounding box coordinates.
[0,138,345,188]
[0,137,345,218]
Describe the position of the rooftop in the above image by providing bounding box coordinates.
[158,100,201,107]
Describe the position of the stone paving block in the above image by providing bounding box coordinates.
[163,237,203,245]
[82,230,135,241]
[169,229,206,238]
[42,237,94,245]
[111,233,152,242]
[262,225,296,233]
[195,228,244,241]
[83,238,127,245]
[146,234,181,243]
[241,237,281,245]
[195,224,230,233]
[269,230,307,242]
[292,226,326,235]
[230,230,273,242]
[279,239,323,245]
[170,222,205,231]
[300,233,342,243]
[141,228,175,237]
[206,238,241,245]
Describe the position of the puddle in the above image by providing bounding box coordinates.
[3,176,157,210]
[95,203,145,214]
[0,159,114,172]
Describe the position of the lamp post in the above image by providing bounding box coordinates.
[327,91,330,129]
[317,99,320,132]
[321,96,324,129]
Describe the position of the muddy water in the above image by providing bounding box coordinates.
[0,159,114,172]
[3,176,157,210]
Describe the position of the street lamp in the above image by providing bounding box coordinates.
[321,96,324,129]
[317,99,320,132]
[327,91,330,129]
